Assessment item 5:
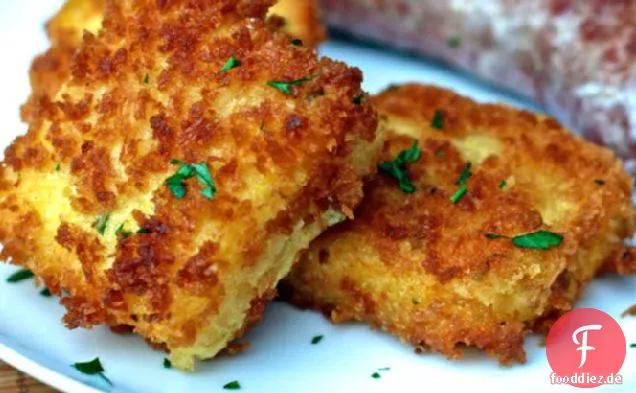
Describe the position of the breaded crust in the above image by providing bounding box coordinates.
[22,0,324,120]
[282,84,635,364]
[0,0,379,371]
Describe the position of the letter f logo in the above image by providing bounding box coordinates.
[572,324,602,368]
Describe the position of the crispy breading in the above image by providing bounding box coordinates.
[22,0,324,117]
[0,0,380,371]
[282,84,636,364]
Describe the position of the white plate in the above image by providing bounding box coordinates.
[0,2,635,393]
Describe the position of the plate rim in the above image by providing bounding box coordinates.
[0,341,101,393]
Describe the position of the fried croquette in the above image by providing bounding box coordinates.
[0,0,380,371]
[23,0,324,113]
[281,84,636,364]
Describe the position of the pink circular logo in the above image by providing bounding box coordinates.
[546,308,626,388]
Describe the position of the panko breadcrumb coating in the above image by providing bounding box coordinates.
[282,84,636,364]
[0,0,380,371]
[22,0,324,121]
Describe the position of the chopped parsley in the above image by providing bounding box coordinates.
[436,150,445,158]
[455,162,472,185]
[378,140,422,193]
[485,230,563,250]
[311,335,324,344]
[55,163,61,172]
[166,160,217,201]
[595,179,605,186]
[431,109,444,130]
[499,180,507,189]
[223,381,241,390]
[353,94,364,105]
[144,74,150,84]
[163,358,172,369]
[450,185,468,204]
[220,57,242,72]
[40,288,52,297]
[72,358,111,386]
[447,36,461,48]
[371,372,381,379]
[137,228,151,234]
[291,38,304,46]
[115,224,132,238]
[6,269,34,283]
[92,213,110,236]
[630,343,636,348]
[267,75,315,95]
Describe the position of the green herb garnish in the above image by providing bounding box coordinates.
[431,109,444,130]
[499,180,507,189]
[436,150,445,158]
[630,343,636,348]
[220,57,242,72]
[595,179,605,185]
[311,335,324,345]
[455,162,472,185]
[291,38,303,46]
[40,288,52,297]
[92,213,110,236]
[6,269,34,283]
[485,230,563,250]
[166,160,217,200]
[378,141,422,193]
[447,36,461,48]
[72,358,111,386]
[223,381,241,390]
[137,228,151,234]
[55,163,61,172]
[450,185,468,204]
[144,74,150,84]
[115,224,132,238]
[353,94,364,105]
[371,372,381,379]
[163,358,172,369]
[267,75,315,95]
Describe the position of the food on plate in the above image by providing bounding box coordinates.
[0,0,380,371]
[23,0,325,121]
[281,83,636,364]
[319,0,636,172]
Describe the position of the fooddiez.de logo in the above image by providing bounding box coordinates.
[546,308,626,388]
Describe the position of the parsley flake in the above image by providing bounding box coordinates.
[378,140,422,193]
[499,180,507,189]
[144,74,150,84]
[92,213,110,236]
[486,230,563,250]
[450,185,468,204]
[220,57,242,72]
[431,109,444,130]
[291,38,304,46]
[311,335,324,344]
[72,358,111,386]
[267,75,315,95]
[371,372,381,379]
[223,381,241,390]
[447,36,461,48]
[630,343,636,348]
[137,228,151,234]
[595,179,605,186]
[455,162,472,185]
[6,269,34,283]
[55,163,61,172]
[40,288,52,297]
[166,160,217,201]
[163,358,172,369]
[115,224,132,238]
[436,150,445,158]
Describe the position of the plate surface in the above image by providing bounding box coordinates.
[0,2,635,393]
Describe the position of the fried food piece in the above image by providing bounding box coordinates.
[0,0,380,371]
[282,84,635,364]
[24,0,324,110]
